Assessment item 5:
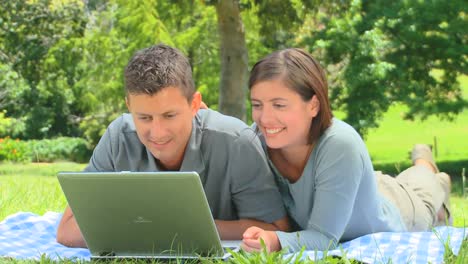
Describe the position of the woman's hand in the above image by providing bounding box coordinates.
[241,226,282,252]
[200,101,208,109]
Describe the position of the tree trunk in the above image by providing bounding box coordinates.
[215,0,248,121]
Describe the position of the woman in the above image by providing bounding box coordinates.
[241,48,452,253]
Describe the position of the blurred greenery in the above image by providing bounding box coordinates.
[0,0,466,146]
[0,137,91,163]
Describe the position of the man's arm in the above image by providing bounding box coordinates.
[56,206,87,248]
[215,216,290,240]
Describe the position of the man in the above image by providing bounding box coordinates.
[56,44,289,248]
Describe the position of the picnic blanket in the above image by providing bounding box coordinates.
[0,212,466,263]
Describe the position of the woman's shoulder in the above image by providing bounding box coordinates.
[313,118,368,158]
[321,118,362,143]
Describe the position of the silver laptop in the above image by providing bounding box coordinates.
[57,171,240,260]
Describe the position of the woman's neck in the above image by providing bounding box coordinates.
[269,143,314,183]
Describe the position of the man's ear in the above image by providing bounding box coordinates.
[309,95,320,118]
[191,92,202,116]
[125,96,131,112]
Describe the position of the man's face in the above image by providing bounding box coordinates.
[126,87,201,170]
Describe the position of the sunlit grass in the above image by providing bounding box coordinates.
[365,75,467,164]
[1,161,467,263]
[0,162,86,221]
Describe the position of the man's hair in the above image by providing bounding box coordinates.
[248,48,333,143]
[124,44,195,100]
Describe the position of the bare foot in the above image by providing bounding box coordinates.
[414,159,438,174]
[411,144,439,173]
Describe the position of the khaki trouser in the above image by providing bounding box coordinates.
[376,165,448,231]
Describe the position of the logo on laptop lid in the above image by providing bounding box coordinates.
[133,216,152,224]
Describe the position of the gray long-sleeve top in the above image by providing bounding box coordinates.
[257,119,406,252]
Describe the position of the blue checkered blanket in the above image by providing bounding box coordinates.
[1,212,466,263]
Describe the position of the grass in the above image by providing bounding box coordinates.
[364,75,468,174]
[366,103,468,162]
[0,162,85,220]
[3,162,464,226]
[0,162,467,264]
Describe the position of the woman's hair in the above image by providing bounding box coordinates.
[249,48,333,143]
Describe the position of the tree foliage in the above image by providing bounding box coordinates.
[0,0,465,144]
[304,0,467,135]
[0,0,87,138]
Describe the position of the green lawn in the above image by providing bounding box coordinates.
[1,161,467,227]
[0,162,86,221]
[0,161,467,264]
[365,104,468,164]
[365,75,467,165]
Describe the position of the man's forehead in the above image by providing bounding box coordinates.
[127,85,189,97]
[128,94,190,115]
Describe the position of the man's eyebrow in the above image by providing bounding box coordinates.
[134,112,151,116]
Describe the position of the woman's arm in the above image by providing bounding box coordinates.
[243,128,367,252]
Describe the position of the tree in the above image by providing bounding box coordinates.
[73,0,173,144]
[155,1,221,110]
[210,0,323,120]
[0,0,87,139]
[215,0,249,120]
[304,0,467,136]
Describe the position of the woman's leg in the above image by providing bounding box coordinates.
[411,144,452,225]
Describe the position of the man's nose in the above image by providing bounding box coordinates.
[149,118,166,138]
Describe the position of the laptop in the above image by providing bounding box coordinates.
[57,171,241,260]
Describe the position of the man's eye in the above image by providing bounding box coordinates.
[251,103,262,109]
[138,116,151,121]
[164,113,176,119]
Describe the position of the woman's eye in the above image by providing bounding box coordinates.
[273,104,285,109]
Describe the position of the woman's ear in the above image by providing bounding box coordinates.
[309,95,320,118]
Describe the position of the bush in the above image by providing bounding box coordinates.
[0,137,29,162]
[27,137,92,163]
[0,137,92,163]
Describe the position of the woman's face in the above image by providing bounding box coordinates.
[250,79,319,150]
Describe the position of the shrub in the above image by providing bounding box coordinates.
[0,137,92,163]
[0,137,29,162]
[27,137,92,163]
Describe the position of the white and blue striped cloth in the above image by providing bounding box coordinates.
[0,212,466,263]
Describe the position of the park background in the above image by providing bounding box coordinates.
[0,0,467,239]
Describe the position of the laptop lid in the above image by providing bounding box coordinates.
[57,171,229,259]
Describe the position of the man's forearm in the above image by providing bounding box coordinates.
[56,207,87,248]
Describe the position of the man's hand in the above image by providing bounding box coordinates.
[241,226,282,252]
